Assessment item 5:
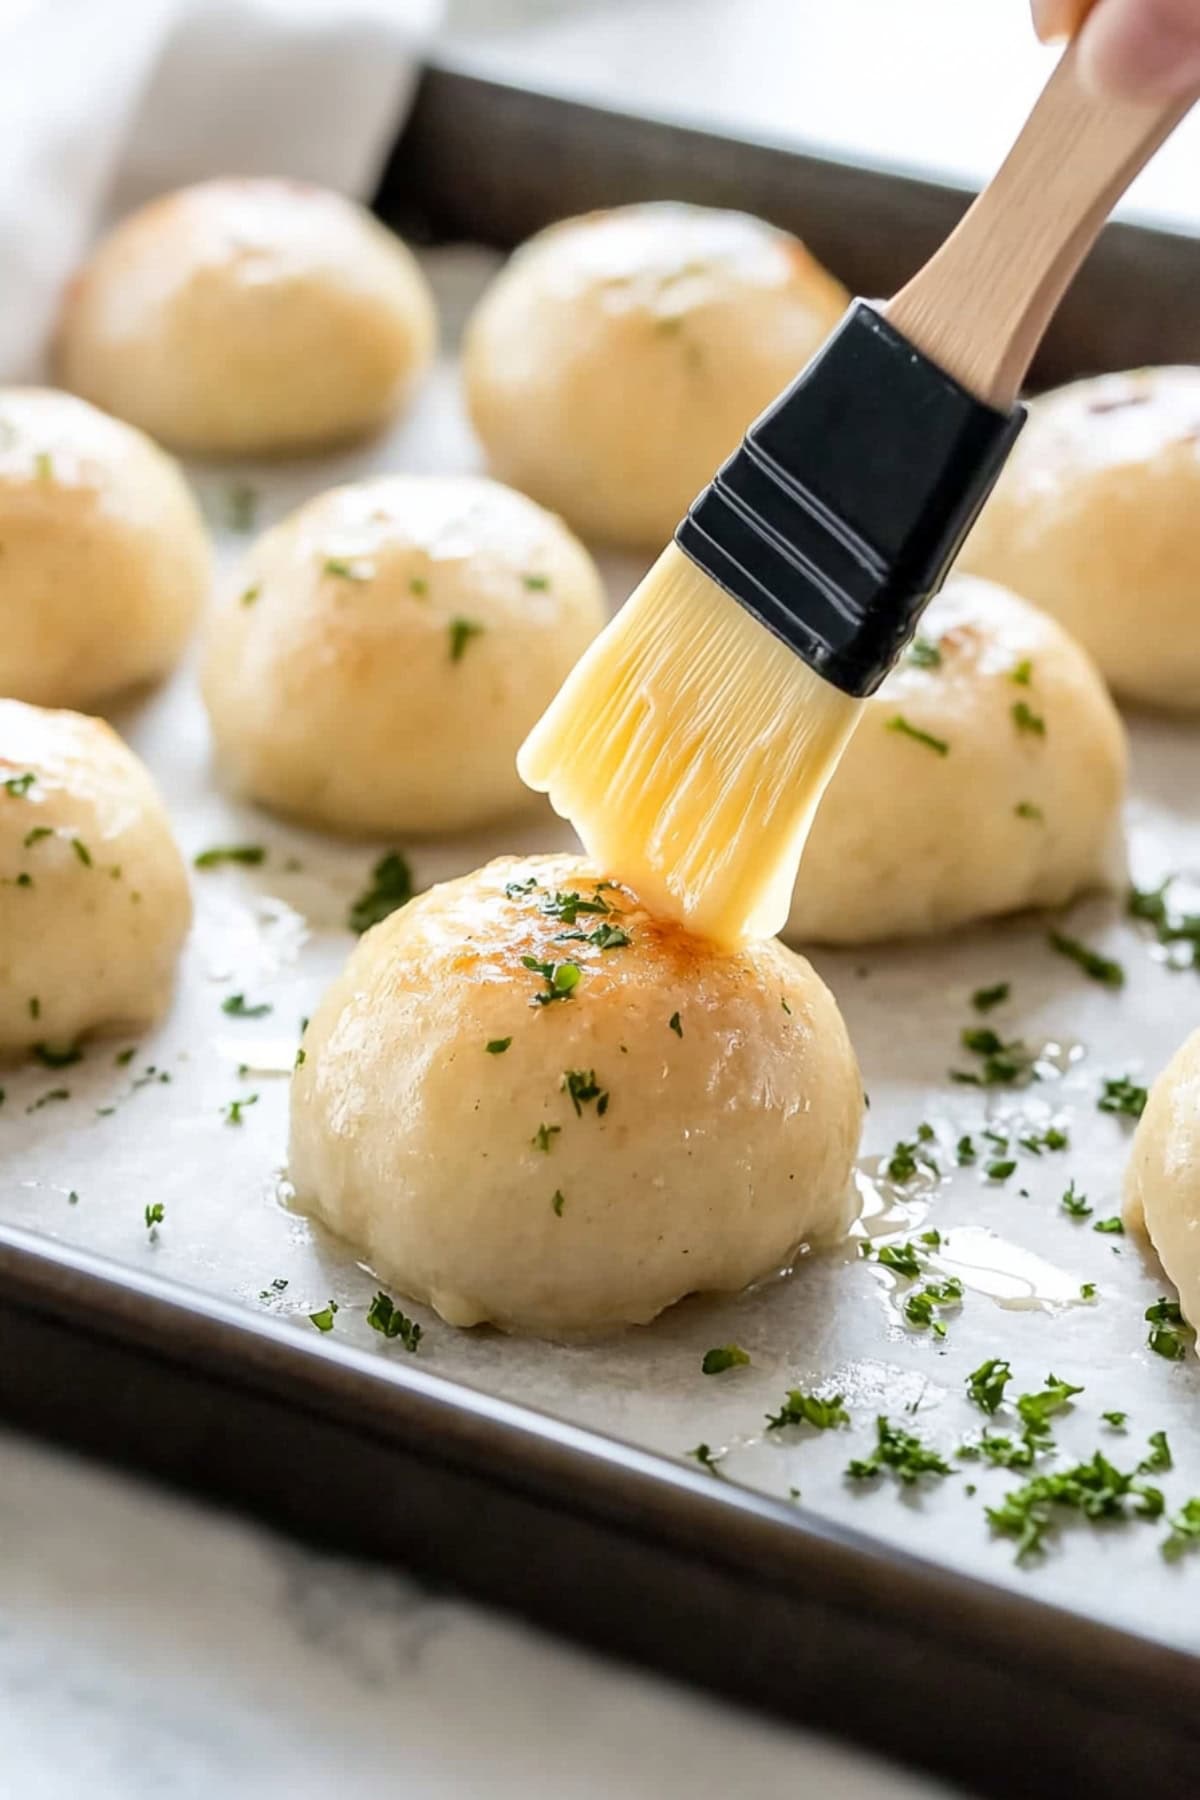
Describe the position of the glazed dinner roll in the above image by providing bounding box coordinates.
[959,367,1200,710]
[56,179,436,457]
[0,700,191,1059]
[0,388,208,710]
[201,475,606,836]
[463,201,847,548]
[784,576,1126,946]
[289,852,864,1336]
[1125,1030,1200,1342]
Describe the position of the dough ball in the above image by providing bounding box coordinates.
[1125,1030,1200,1343]
[959,367,1200,710]
[0,699,191,1059]
[201,475,606,836]
[290,852,863,1336]
[56,179,437,456]
[463,202,847,548]
[784,576,1126,946]
[0,388,209,709]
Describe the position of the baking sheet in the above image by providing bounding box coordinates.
[3,247,1198,1652]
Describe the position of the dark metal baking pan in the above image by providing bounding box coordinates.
[2,57,1199,1800]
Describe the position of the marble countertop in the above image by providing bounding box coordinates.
[0,1427,959,1797]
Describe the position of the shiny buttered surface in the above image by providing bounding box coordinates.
[785,576,1127,945]
[959,367,1200,711]
[0,700,191,1060]
[201,476,607,836]
[464,201,847,548]
[0,389,209,710]
[55,179,437,456]
[289,853,864,1336]
[1126,1029,1200,1344]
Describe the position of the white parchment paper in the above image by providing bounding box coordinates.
[2,249,1198,1652]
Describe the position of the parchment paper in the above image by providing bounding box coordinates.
[3,249,1198,1650]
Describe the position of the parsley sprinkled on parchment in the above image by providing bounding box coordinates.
[348,851,414,934]
[1098,1075,1147,1118]
[222,993,272,1019]
[194,843,265,870]
[1061,1181,1092,1219]
[701,1345,750,1377]
[366,1292,422,1351]
[309,1300,339,1332]
[144,1201,164,1235]
[448,616,484,662]
[687,1443,726,1477]
[223,1093,259,1126]
[847,1417,952,1486]
[1163,1498,1200,1561]
[987,1450,1163,1562]
[971,981,1010,1013]
[1048,931,1124,988]
[886,714,949,756]
[765,1390,848,1431]
[1128,877,1200,971]
[1093,1215,1124,1236]
[907,635,942,669]
[32,1040,82,1070]
[904,1277,964,1337]
[1145,1298,1194,1361]
[875,1242,923,1278]
[531,1123,560,1154]
[952,1026,1040,1088]
[966,1358,1012,1414]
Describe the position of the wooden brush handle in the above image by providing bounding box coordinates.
[886,38,1192,409]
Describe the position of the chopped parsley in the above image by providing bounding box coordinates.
[521,955,582,1006]
[701,1344,751,1376]
[223,1093,259,1126]
[348,851,414,934]
[987,1449,1163,1561]
[194,843,265,869]
[956,1133,977,1165]
[884,1131,938,1183]
[765,1389,848,1430]
[1162,1497,1200,1561]
[1102,1411,1127,1429]
[485,1037,512,1055]
[505,878,538,899]
[904,1276,964,1336]
[23,825,52,848]
[551,1189,565,1217]
[565,920,631,951]
[668,1012,683,1038]
[294,1048,306,1068]
[308,1301,339,1332]
[971,981,1010,1013]
[687,1443,725,1477]
[1011,700,1045,736]
[409,576,428,597]
[144,1201,164,1234]
[1093,1216,1124,1235]
[986,1159,1017,1182]
[846,1416,952,1486]
[1016,1374,1083,1442]
[886,714,949,756]
[562,1068,609,1116]
[1047,931,1124,988]
[1145,1297,1194,1361]
[259,1278,289,1300]
[966,1357,1012,1414]
[366,1292,422,1351]
[240,584,260,608]
[531,1122,560,1153]
[907,636,943,669]
[523,573,551,591]
[1061,1181,1092,1218]
[33,450,53,481]
[26,1087,69,1112]
[539,888,614,924]
[876,1242,923,1278]
[1127,877,1200,971]
[322,556,369,581]
[1020,1126,1069,1154]
[70,836,92,867]
[1010,658,1033,686]
[2,771,35,797]
[952,1026,1039,1088]
[1098,1076,1147,1118]
[448,616,484,662]
[1015,800,1044,821]
[221,993,272,1019]
[1138,1430,1172,1474]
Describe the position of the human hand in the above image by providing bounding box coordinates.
[1033,0,1200,96]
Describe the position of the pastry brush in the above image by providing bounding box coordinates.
[517,35,1192,945]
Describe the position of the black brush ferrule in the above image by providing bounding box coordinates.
[674,300,1026,698]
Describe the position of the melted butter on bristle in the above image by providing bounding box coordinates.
[517,541,862,945]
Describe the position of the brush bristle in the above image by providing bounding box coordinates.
[517,542,863,945]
